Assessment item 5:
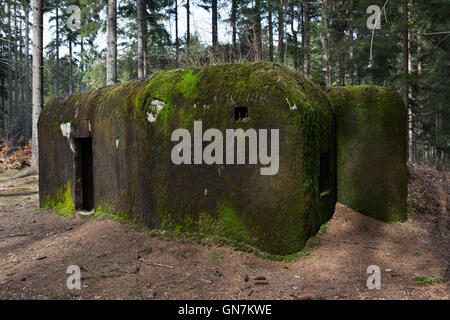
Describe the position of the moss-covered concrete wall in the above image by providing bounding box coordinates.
[329,86,407,222]
[39,62,337,255]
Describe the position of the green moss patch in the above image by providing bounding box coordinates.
[329,86,407,222]
[42,182,75,217]
[413,276,446,286]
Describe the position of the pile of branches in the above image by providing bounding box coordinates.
[0,137,32,171]
[408,163,449,220]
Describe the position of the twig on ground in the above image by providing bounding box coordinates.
[146,262,174,269]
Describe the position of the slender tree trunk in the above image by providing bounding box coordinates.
[435,103,441,170]
[416,35,424,160]
[69,36,73,94]
[55,7,60,96]
[13,1,19,144]
[338,24,345,85]
[20,16,25,139]
[255,0,262,61]
[403,0,410,161]
[336,3,345,86]
[1,78,5,138]
[230,0,237,61]
[408,30,414,160]
[299,3,304,71]
[137,0,146,78]
[30,0,43,174]
[107,0,117,85]
[7,2,13,143]
[355,28,361,85]
[186,0,190,50]
[349,0,354,86]
[277,0,284,64]
[268,1,273,62]
[79,36,85,91]
[321,0,330,84]
[212,0,218,46]
[175,0,179,67]
[304,1,310,76]
[231,0,237,60]
[24,1,31,141]
[290,3,298,69]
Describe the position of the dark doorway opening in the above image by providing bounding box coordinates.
[234,106,248,122]
[75,137,94,210]
[319,153,330,194]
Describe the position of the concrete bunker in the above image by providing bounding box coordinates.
[39,62,337,255]
[38,63,407,255]
[329,86,407,222]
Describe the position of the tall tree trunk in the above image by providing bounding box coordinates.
[13,0,19,144]
[355,28,361,85]
[337,3,345,86]
[231,0,237,60]
[186,0,190,50]
[7,2,13,143]
[254,0,262,61]
[24,1,31,140]
[300,3,304,71]
[268,0,273,62]
[30,0,43,174]
[175,0,179,67]
[338,25,345,85]
[20,15,25,139]
[435,103,441,170]
[416,34,424,160]
[348,0,354,86]
[137,0,146,78]
[212,0,218,46]
[79,36,85,91]
[69,36,73,94]
[107,0,117,85]
[303,1,310,76]
[55,7,60,96]
[321,0,330,84]
[408,30,414,160]
[1,78,5,137]
[290,3,298,69]
[403,0,410,161]
[277,0,284,64]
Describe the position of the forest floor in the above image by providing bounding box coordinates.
[0,164,448,300]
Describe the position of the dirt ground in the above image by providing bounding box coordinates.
[0,165,448,300]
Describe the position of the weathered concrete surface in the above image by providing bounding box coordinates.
[329,86,407,222]
[39,62,337,255]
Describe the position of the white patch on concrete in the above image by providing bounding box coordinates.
[286,98,297,111]
[60,122,71,138]
[60,122,75,153]
[147,113,157,123]
[146,99,166,123]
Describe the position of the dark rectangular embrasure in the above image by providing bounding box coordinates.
[74,137,94,210]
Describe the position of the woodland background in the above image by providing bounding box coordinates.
[0,0,448,171]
